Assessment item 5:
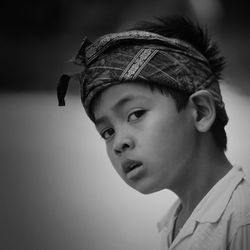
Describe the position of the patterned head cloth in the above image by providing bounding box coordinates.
[57,30,228,125]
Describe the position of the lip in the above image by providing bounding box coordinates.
[121,159,144,179]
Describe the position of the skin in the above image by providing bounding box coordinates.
[93,82,232,236]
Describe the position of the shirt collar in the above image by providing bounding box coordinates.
[157,166,245,232]
[157,199,181,232]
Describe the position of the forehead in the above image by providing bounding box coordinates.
[92,83,154,119]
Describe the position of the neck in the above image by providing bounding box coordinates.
[172,139,233,218]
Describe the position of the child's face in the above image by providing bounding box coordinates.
[94,82,197,194]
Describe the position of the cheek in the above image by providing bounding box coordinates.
[142,113,193,157]
[106,144,114,164]
[106,144,121,173]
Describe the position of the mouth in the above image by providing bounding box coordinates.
[122,159,144,179]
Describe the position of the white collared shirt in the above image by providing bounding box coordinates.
[158,166,250,250]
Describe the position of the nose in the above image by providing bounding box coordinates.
[113,131,135,156]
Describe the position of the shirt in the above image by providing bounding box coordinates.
[157,166,250,250]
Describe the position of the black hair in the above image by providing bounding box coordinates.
[132,16,227,151]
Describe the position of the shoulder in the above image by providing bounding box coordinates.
[227,171,250,223]
[226,175,250,248]
[223,170,250,239]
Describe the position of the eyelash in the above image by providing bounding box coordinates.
[127,109,146,122]
[100,128,115,140]
[100,110,146,140]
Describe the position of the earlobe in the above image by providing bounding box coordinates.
[189,90,216,132]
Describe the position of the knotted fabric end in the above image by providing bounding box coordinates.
[57,74,71,106]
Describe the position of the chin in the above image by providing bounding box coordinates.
[132,183,163,195]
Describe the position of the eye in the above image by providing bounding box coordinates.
[101,128,115,140]
[128,110,146,122]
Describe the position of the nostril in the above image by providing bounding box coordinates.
[114,142,130,155]
[122,143,130,150]
[113,133,135,155]
[114,147,121,155]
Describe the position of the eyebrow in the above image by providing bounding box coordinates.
[95,94,149,126]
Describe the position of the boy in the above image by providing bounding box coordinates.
[57,17,250,249]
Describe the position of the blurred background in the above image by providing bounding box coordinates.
[1,1,250,249]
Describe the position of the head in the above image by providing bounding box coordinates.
[92,81,219,194]
[57,16,229,194]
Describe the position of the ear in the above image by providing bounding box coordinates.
[189,90,216,132]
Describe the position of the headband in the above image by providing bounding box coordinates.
[57,30,228,125]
